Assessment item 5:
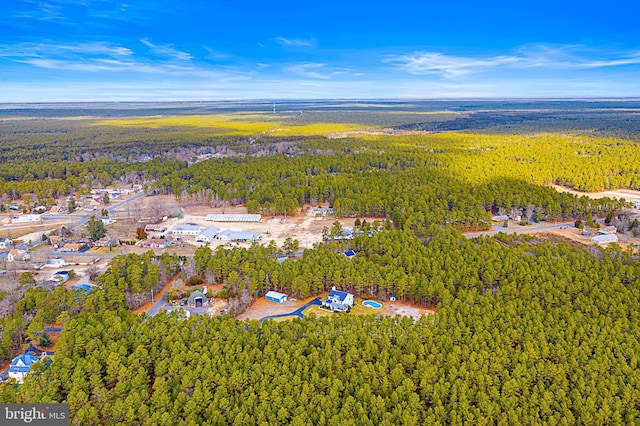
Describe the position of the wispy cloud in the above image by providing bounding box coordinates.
[276,37,317,48]
[385,45,640,78]
[0,41,249,80]
[140,39,192,61]
[0,41,133,59]
[286,63,346,79]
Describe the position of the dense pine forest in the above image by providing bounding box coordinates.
[3,230,640,424]
[2,101,640,424]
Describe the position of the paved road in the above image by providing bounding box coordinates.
[28,250,118,259]
[259,297,322,322]
[147,291,169,316]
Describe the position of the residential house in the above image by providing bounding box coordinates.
[8,351,47,383]
[144,223,166,234]
[48,205,65,214]
[322,288,355,312]
[7,249,30,262]
[94,236,117,248]
[48,235,64,249]
[141,239,167,249]
[0,237,12,249]
[52,271,72,284]
[61,243,87,252]
[72,283,93,293]
[99,216,115,225]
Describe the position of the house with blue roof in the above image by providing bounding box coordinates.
[8,351,47,383]
[322,288,355,312]
[72,284,93,293]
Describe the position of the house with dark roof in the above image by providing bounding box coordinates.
[322,288,354,312]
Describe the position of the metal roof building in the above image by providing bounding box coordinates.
[591,234,619,245]
[265,291,288,303]
[206,214,261,222]
[196,226,220,243]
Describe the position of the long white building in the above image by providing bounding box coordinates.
[11,214,42,224]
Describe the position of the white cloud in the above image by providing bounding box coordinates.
[385,45,640,78]
[276,37,316,48]
[0,41,133,58]
[286,63,346,79]
[140,38,192,61]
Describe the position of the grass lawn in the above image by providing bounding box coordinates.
[351,301,380,315]
[302,305,335,318]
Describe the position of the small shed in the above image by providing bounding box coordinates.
[265,291,288,304]
[188,290,209,308]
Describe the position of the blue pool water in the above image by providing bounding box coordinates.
[363,300,382,309]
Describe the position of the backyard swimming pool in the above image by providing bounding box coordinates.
[363,300,382,309]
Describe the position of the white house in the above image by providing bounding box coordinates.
[8,351,44,383]
[322,288,355,312]
[11,214,42,224]
[195,226,220,243]
[100,216,115,225]
[172,223,204,237]
[7,249,30,262]
[0,238,12,249]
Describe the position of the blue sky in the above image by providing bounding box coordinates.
[1,0,640,101]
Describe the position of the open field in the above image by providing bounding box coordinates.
[550,185,640,202]
[180,204,382,249]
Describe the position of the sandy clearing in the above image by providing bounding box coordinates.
[550,185,640,201]
[235,295,313,321]
[237,292,437,322]
[176,206,384,249]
